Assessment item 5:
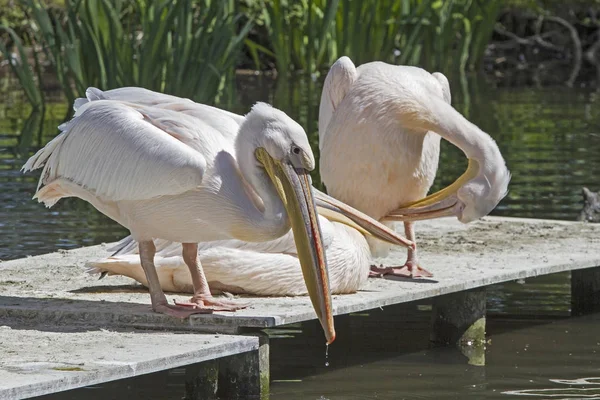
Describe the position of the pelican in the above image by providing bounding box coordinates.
[23,87,414,344]
[87,215,372,296]
[319,57,511,277]
[22,90,344,341]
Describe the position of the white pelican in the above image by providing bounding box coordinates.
[22,90,344,341]
[87,215,372,296]
[23,87,414,344]
[319,57,511,277]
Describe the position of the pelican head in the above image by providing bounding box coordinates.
[237,102,335,344]
[388,156,511,223]
[455,158,511,223]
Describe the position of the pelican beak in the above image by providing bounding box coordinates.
[313,189,414,249]
[384,159,479,222]
[255,148,335,345]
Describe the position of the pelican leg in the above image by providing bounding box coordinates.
[173,243,248,311]
[138,240,212,318]
[368,222,433,278]
[402,222,433,278]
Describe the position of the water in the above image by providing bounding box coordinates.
[268,309,600,400]
[1,74,599,399]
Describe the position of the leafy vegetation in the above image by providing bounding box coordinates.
[2,0,598,113]
[1,0,250,111]
[257,0,502,76]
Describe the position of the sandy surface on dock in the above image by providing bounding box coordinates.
[0,217,599,333]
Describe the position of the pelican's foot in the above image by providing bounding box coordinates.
[174,295,249,312]
[369,262,433,278]
[153,302,213,319]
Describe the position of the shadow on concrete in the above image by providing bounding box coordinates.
[69,284,149,294]
[0,295,190,334]
[381,275,439,284]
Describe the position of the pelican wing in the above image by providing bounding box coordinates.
[77,87,244,142]
[23,100,207,201]
[318,56,358,151]
[432,72,452,104]
[87,218,366,297]
[109,232,298,258]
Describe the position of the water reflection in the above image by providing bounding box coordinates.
[266,310,600,400]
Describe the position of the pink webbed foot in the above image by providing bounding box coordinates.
[369,262,433,279]
[174,295,249,312]
[153,302,214,319]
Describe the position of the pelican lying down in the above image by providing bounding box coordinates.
[88,215,371,296]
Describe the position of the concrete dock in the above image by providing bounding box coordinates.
[1,216,599,398]
[0,326,258,400]
[1,216,599,332]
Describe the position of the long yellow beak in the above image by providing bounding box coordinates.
[384,159,479,222]
[256,148,335,345]
[313,189,414,249]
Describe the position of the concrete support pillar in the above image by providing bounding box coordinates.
[571,267,600,316]
[183,333,269,400]
[183,359,219,400]
[430,288,487,366]
[217,333,270,400]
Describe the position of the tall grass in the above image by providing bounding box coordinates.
[263,0,339,76]
[0,26,44,109]
[2,0,251,110]
[258,0,502,75]
[2,0,503,113]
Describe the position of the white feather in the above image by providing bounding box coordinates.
[24,101,207,202]
[318,56,358,151]
[319,57,510,259]
[87,218,370,296]
[24,88,315,245]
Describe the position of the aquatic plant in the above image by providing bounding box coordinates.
[0,0,513,113]
[255,0,502,75]
[262,0,339,76]
[1,0,250,109]
[0,26,44,109]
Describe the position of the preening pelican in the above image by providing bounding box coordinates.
[23,89,342,342]
[319,57,510,277]
[87,215,371,296]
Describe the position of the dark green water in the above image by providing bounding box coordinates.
[1,74,599,399]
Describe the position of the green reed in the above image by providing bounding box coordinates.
[2,0,503,114]
[2,0,250,110]
[0,26,44,109]
[257,0,501,75]
[262,0,340,76]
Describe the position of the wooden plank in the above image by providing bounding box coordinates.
[1,217,599,334]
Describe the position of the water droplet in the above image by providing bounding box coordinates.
[325,343,329,367]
